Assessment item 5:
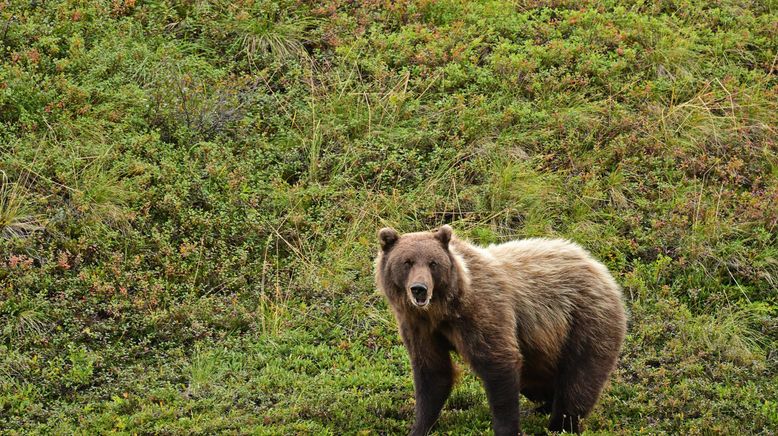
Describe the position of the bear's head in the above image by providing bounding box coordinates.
[376,225,464,311]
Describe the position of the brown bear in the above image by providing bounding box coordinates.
[375,225,627,435]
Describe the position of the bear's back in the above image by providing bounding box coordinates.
[486,238,592,266]
[483,238,620,300]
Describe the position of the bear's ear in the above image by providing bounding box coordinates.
[436,225,453,249]
[378,227,399,251]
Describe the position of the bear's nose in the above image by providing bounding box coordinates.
[410,284,428,300]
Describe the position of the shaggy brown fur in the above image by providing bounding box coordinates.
[375,225,627,435]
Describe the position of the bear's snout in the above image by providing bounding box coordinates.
[409,283,429,306]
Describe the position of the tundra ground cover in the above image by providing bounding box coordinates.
[1,0,776,434]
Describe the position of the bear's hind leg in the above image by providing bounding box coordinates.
[462,333,523,436]
[521,386,554,415]
[548,325,618,434]
[471,358,521,436]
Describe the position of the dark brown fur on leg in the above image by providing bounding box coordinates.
[473,362,520,436]
[522,386,554,415]
[460,328,523,436]
[548,320,620,434]
[548,408,580,434]
[402,326,456,436]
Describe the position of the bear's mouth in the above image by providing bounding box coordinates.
[409,283,430,307]
[412,295,430,307]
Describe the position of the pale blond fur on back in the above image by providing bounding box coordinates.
[459,237,623,362]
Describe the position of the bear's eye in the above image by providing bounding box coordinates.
[429,261,437,268]
[403,259,413,267]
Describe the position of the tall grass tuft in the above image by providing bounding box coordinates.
[232,5,316,70]
[0,171,43,239]
[1,306,48,342]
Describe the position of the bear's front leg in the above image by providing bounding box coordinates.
[464,337,522,436]
[483,373,520,435]
[401,325,455,436]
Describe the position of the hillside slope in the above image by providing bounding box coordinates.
[1,0,776,434]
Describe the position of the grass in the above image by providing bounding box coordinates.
[0,171,43,239]
[1,0,776,434]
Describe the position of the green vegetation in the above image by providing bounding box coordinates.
[1,0,776,433]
